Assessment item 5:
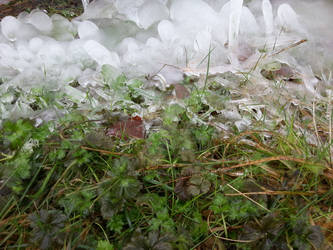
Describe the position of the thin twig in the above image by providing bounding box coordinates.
[226,184,270,212]
[312,98,322,146]
[270,39,307,56]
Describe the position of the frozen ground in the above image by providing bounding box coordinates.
[0,0,332,144]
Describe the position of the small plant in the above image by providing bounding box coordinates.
[175,166,211,201]
[123,229,174,250]
[98,157,142,219]
[28,209,67,249]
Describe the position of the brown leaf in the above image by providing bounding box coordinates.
[106,116,145,139]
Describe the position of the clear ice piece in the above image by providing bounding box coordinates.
[28,10,53,33]
[78,20,100,40]
[277,3,302,32]
[158,20,177,43]
[262,0,273,35]
[84,40,120,68]
[228,0,243,50]
[1,16,21,41]
[138,0,169,29]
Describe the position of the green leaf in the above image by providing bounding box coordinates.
[107,214,124,234]
[97,240,114,250]
[101,64,120,85]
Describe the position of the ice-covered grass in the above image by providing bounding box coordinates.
[0,0,333,248]
[0,0,332,138]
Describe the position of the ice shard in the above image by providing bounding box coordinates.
[262,0,273,35]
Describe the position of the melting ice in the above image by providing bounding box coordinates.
[0,0,332,131]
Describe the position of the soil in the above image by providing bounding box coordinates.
[0,0,84,20]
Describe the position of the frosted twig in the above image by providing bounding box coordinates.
[271,39,307,56]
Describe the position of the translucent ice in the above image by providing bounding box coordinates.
[51,14,76,41]
[262,0,273,35]
[84,40,120,68]
[115,0,144,24]
[240,7,259,35]
[277,3,303,33]
[194,29,212,53]
[77,20,100,40]
[27,10,53,33]
[158,20,177,43]
[1,16,22,41]
[228,0,243,50]
[170,0,218,29]
[1,16,38,41]
[138,0,169,29]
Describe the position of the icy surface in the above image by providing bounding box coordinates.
[0,0,332,135]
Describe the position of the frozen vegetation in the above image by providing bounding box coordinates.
[0,0,332,139]
[1,1,333,248]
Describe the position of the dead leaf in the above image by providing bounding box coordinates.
[106,116,145,139]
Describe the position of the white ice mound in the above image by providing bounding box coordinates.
[138,0,169,29]
[1,0,332,124]
[84,40,120,68]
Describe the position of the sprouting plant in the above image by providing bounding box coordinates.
[97,240,115,250]
[289,216,325,250]
[98,156,142,219]
[2,119,35,150]
[123,229,174,250]
[0,119,50,193]
[210,192,262,221]
[145,126,196,163]
[175,166,211,201]
[239,213,287,250]
[59,189,95,216]
[107,214,125,234]
[28,209,67,250]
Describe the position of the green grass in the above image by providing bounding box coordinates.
[1,72,332,249]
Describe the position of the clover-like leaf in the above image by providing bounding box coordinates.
[175,166,211,201]
[28,210,67,249]
[123,229,173,250]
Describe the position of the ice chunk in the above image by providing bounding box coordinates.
[51,14,76,41]
[194,29,211,53]
[115,0,144,23]
[67,39,95,68]
[117,37,140,56]
[228,0,243,50]
[82,0,90,10]
[138,0,169,29]
[98,18,140,48]
[262,0,273,35]
[1,16,22,41]
[27,10,53,33]
[277,3,303,33]
[240,7,259,35]
[29,37,44,53]
[170,0,218,28]
[16,42,34,62]
[77,20,100,40]
[37,42,66,66]
[158,20,177,43]
[81,0,116,19]
[84,40,120,68]
[1,16,38,41]
[61,64,82,83]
